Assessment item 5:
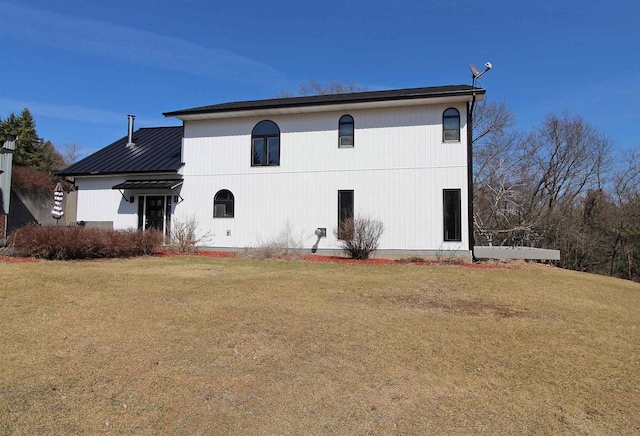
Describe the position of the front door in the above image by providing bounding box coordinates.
[145,196,165,231]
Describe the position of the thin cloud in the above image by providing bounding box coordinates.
[0,2,283,82]
[0,98,159,126]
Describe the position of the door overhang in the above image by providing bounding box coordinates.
[112,179,184,203]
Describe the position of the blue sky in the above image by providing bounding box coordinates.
[1,0,638,158]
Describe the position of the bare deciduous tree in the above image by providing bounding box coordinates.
[472,104,640,281]
[276,80,367,98]
[523,112,612,224]
[472,100,528,244]
[62,142,83,165]
[607,151,640,278]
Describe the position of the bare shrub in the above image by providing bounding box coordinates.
[8,225,162,260]
[334,216,384,260]
[434,244,469,265]
[435,254,468,265]
[11,166,57,191]
[243,245,280,260]
[395,256,428,264]
[170,216,210,254]
[245,222,305,259]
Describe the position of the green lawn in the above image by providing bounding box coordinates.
[1,256,639,434]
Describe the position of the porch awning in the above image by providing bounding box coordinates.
[112,179,183,190]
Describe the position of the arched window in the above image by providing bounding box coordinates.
[214,189,234,217]
[339,115,354,147]
[252,120,280,166]
[443,108,460,142]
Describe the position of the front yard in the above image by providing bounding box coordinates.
[1,256,639,433]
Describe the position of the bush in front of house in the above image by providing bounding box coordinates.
[334,216,384,260]
[8,225,162,260]
[243,221,305,259]
[169,215,212,254]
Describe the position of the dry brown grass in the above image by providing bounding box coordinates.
[1,257,639,434]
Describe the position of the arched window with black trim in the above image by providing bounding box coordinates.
[252,120,280,166]
[214,189,234,217]
[339,115,354,147]
[443,108,460,142]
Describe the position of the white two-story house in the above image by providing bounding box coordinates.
[59,84,486,258]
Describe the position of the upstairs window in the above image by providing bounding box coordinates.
[443,108,460,142]
[252,120,280,166]
[214,189,235,218]
[339,115,354,147]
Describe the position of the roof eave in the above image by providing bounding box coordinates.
[57,168,182,178]
[164,87,486,121]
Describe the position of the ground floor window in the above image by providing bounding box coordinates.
[443,189,461,241]
[214,189,235,217]
[337,190,354,239]
[137,195,172,238]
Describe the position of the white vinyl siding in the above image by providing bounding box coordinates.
[74,177,137,229]
[176,104,469,252]
[74,176,176,231]
[72,102,470,254]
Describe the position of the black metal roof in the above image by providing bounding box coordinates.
[112,179,184,190]
[58,126,183,177]
[163,85,485,117]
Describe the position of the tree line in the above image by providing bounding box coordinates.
[473,101,639,281]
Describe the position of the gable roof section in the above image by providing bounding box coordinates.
[164,85,485,119]
[58,126,183,177]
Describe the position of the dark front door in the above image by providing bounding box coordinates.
[145,196,165,231]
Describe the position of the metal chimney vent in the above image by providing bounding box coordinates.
[127,114,135,146]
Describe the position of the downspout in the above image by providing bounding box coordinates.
[467,95,476,261]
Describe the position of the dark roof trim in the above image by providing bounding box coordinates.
[63,169,181,177]
[164,85,485,117]
[112,179,184,190]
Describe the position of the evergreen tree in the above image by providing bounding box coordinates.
[40,140,66,171]
[0,108,65,171]
[1,109,41,167]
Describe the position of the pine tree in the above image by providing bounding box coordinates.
[40,140,66,171]
[0,108,65,171]
[1,108,41,167]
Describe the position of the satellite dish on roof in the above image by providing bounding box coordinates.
[469,62,492,87]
